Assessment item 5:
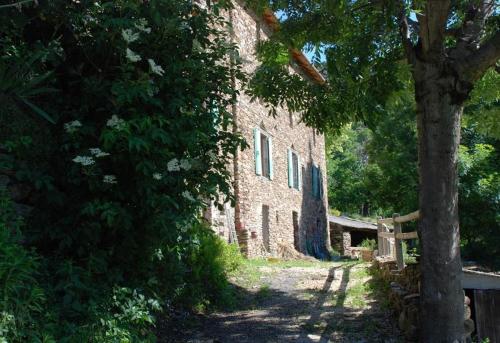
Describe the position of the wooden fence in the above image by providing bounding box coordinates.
[377,210,419,270]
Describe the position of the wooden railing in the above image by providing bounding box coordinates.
[377,210,420,270]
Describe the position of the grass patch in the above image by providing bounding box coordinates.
[331,263,375,309]
[255,284,272,301]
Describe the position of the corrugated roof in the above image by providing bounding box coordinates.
[328,215,378,230]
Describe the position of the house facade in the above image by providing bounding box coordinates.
[204,1,330,258]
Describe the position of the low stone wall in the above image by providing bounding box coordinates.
[373,258,474,341]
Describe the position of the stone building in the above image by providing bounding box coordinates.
[329,215,378,257]
[204,1,330,258]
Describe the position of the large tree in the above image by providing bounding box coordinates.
[246,0,499,341]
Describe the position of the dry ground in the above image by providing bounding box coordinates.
[161,260,402,343]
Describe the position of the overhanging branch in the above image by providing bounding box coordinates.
[457,30,500,82]
[398,1,416,65]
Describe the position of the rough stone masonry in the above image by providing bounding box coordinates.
[204,1,330,258]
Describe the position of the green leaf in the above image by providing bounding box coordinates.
[18,97,56,124]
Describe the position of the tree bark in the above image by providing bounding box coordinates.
[415,60,465,342]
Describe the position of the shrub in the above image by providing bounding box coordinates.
[180,222,243,309]
[0,192,51,342]
[0,0,246,339]
[360,238,377,251]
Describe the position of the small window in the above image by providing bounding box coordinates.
[312,165,323,199]
[261,133,271,178]
[254,128,273,179]
[287,149,301,190]
[292,152,299,189]
[262,205,270,252]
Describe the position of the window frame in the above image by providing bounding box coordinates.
[260,132,271,179]
[254,128,273,180]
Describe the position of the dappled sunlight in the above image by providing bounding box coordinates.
[162,260,402,342]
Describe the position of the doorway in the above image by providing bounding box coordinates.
[293,211,300,251]
[262,205,270,252]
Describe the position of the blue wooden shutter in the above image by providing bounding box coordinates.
[312,165,318,198]
[287,148,293,188]
[318,167,323,199]
[298,155,302,190]
[268,137,273,180]
[254,128,262,175]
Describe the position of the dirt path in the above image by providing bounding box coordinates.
[166,261,402,343]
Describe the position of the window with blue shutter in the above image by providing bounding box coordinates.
[318,167,323,199]
[312,165,318,198]
[255,128,273,179]
[254,128,262,175]
[312,165,323,199]
[298,156,302,190]
[268,137,273,180]
[288,148,300,190]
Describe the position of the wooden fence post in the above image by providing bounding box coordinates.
[393,213,405,270]
[377,218,383,257]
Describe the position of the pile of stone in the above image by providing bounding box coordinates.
[374,257,474,341]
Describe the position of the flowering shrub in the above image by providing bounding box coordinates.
[0,0,245,340]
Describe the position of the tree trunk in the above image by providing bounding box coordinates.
[415,61,465,342]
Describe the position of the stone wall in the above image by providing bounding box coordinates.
[373,259,474,341]
[209,2,330,258]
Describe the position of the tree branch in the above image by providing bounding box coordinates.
[457,30,500,83]
[455,0,496,51]
[417,0,451,59]
[0,0,37,10]
[398,1,416,65]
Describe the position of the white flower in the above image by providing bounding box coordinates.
[148,59,165,76]
[103,175,117,184]
[134,19,151,33]
[122,29,139,43]
[167,158,180,172]
[153,173,163,180]
[153,248,163,261]
[89,148,110,157]
[72,155,95,166]
[179,159,191,170]
[106,115,126,130]
[182,191,195,202]
[126,48,141,62]
[64,120,82,133]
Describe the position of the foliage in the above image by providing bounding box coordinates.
[1,0,246,340]
[326,81,499,268]
[326,123,372,215]
[0,192,48,342]
[359,239,376,251]
[180,222,243,309]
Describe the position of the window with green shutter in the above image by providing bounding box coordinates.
[288,148,300,190]
[312,165,322,199]
[255,128,273,179]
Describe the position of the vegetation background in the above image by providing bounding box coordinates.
[327,70,499,269]
[0,0,245,341]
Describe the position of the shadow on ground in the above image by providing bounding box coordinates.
[157,263,401,343]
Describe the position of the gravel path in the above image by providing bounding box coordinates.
[161,261,402,343]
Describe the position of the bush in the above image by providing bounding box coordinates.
[360,238,377,251]
[0,0,246,339]
[180,222,243,309]
[0,192,50,342]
